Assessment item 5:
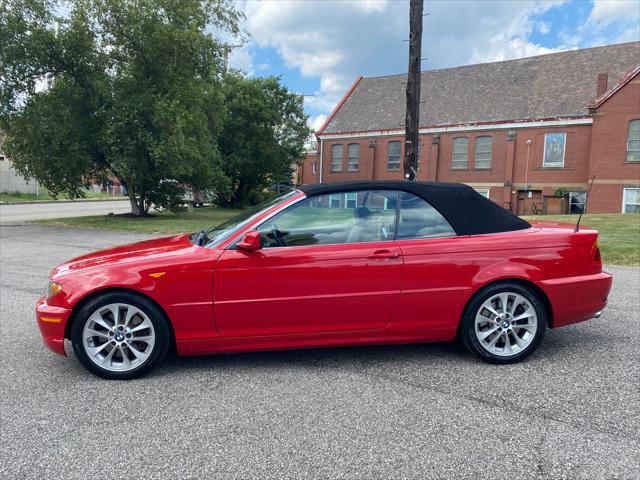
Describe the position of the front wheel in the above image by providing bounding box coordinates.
[71,293,170,379]
[460,283,546,364]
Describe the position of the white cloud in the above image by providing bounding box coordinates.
[538,21,551,34]
[590,0,640,26]
[237,0,634,124]
[308,113,327,132]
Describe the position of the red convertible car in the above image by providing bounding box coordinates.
[36,181,612,379]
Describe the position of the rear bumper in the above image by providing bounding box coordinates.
[540,272,613,328]
[35,298,72,356]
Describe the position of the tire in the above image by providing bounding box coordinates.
[71,292,171,380]
[460,282,546,364]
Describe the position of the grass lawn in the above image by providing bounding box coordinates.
[0,190,125,203]
[36,208,639,265]
[36,207,245,235]
[523,214,640,266]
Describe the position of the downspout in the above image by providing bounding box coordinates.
[319,137,324,184]
[525,139,532,192]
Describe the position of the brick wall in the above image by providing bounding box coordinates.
[588,77,640,213]
[310,73,639,214]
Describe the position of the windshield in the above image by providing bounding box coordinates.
[192,190,299,248]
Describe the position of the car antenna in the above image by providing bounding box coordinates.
[575,175,596,232]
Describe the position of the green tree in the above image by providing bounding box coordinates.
[0,0,241,215]
[217,74,311,207]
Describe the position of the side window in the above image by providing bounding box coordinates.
[347,143,360,171]
[397,192,456,239]
[387,141,401,170]
[331,144,343,171]
[474,136,492,169]
[452,137,468,169]
[627,119,640,162]
[257,190,398,248]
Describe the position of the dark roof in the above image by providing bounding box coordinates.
[320,42,640,134]
[299,181,531,235]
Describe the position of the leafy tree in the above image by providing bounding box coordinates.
[217,74,311,207]
[0,0,241,215]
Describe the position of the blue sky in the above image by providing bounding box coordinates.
[229,0,639,131]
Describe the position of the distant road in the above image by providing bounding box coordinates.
[0,200,131,224]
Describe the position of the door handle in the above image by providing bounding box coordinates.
[367,250,400,260]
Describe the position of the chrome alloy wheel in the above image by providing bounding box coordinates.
[474,292,538,357]
[82,303,156,372]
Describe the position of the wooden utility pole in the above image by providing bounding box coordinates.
[403,0,423,181]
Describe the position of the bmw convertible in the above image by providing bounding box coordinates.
[36,181,612,379]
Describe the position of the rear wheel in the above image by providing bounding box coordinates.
[460,283,546,364]
[71,292,170,379]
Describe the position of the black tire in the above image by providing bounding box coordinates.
[460,282,546,364]
[71,292,171,380]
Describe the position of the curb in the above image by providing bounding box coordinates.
[0,198,128,205]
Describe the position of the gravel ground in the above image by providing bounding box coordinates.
[1,224,638,480]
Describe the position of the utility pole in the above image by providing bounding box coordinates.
[403,0,423,181]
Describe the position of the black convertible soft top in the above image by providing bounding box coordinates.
[299,181,531,236]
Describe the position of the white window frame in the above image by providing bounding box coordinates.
[311,162,316,175]
[474,188,490,198]
[626,119,640,162]
[622,188,640,213]
[347,143,360,171]
[329,194,341,208]
[543,132,566,168]
[344,192,357,209]
[330,144,343,172]
[387,141,401,171]
[451,137,468,170]
[474,136,492,169]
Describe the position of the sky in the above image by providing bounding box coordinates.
[227,0,640,131]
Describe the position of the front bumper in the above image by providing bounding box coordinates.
[35,297,72,356]
[540,272,613,328]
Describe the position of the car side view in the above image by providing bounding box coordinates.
[36,181,612,379]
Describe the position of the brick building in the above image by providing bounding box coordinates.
[298,42,640,214]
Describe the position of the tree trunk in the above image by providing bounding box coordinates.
[127,187,144,216]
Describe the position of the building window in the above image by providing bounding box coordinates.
[474,188,490,198]
[451,137,468,169]
[416,140,422,171]
[387,141,401,170]
[622,188,640,213]
[329,194,341,208]
[347,143,360,171]
[345,192,357,209]
[331,144,343,172]
[626,120,640,162]
[543,132,566,167]
[474,136,492,169]
[312,162,316,175]
[569,191,586,214]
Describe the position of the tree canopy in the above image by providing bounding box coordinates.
[1,0,309,214]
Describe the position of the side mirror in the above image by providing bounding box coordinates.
[237,230,262,251]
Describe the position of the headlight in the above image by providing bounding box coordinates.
[45,281,63,299]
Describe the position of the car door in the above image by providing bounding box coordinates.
[393,191,476,331]
[213,190,403,337]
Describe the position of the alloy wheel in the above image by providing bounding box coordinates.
[474,292,538,357]
[82,303,156,372]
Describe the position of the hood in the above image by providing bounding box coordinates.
[51,234,197,278]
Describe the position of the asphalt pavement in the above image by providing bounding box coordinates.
[0,224,638,479]
[0,200,131,223]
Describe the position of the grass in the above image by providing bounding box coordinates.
[0,189,125,203]
[36,207,245,235]
[523,214,640,266]
[36,208,639,265]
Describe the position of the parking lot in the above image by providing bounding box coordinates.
[1,223,638,479]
